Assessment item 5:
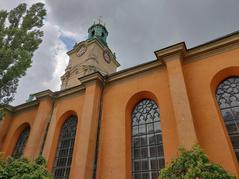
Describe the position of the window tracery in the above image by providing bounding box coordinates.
[53,116,77,179]
[131,99,164,179]
[216,77,239,161]
[12,126,30,159]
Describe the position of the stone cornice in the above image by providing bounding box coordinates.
[15,100,39,111]
[4,85,86,112]
[5,100,40,113]
[154,43,186,63]
[155,30,239,62]
[34,89,55,100]
[2,104,14,112]
[107,60,163,83]
[186,30,239,58]
[55,85,85,98]
[79,72,105,86]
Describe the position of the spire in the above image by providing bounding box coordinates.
[87,17,108,46]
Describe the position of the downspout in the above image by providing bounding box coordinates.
[93,79,105,179]
[40,98,55,155]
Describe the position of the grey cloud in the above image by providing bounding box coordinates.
[46,0,239,69]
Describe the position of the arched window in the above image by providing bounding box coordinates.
[131,99,164,179]
[216,77,239,161]
[12,126,30,158]
[53,116,77,179]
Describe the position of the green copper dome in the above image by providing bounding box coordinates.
[88,22,108,46]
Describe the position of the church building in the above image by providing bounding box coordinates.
[0,21,239,179]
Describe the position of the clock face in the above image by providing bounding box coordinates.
[77,46,87,57]
[103,51,111,63]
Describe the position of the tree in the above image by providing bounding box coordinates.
[0,155,53,179]
[159,145,236,179]
[0,3,46,104]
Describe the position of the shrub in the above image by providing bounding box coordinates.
[0,155,53,179]
[159,145,236,179]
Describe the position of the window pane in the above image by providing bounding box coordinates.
[142,172,149,179]
[140,135,147,146]
[157,145,164,157]
[133,173,141,179]
[141,147,148,158]
[230,134,239,148]
[133,137,140,148]
[147,123,154,133]
[150,146,157,157]
[134,161,141,171]
[133,126,138,136]
[139,125,146,134]
[131,99,165,178]
[152,172,159,179]
[154,121,161,132]
[150,159,159,170]
[141,160,149,171]
[133,148,140,159]
[149,134,156,145]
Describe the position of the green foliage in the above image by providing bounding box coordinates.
[159,145,236,179]
[0,155,53,179]
[0,3,46,104]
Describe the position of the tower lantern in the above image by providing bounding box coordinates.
[88,17,108,46]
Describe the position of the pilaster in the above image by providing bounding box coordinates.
[24,90,54,159]
[0,107,13,151]
[70,72,104,179]
[155,44,198,149]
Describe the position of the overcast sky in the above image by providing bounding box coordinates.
[1,0,239,105]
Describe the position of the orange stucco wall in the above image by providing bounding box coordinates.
[1,106,38,156]
[1,38,239,179]
[96,67,179,179]
[183,47,239,175]
[42,92,85,172]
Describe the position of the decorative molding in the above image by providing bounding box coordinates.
[186,30,239,58]
[55,85,85,98]
[107,60,163,82]
[2,104,14,112]
[14,100,39,112]
[154,30,239,63]
[79,72,105,86]
[34,89,55,100]
[154,43,186,63]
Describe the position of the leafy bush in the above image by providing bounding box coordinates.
[0,155,53,179]
[159,145,236,179]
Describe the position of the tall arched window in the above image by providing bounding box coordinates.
[12,126,30,158]
[53,116,77,179]
[216,77,239,161]
[131,99,164,179]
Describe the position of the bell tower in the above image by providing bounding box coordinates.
[60,20,120,90]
